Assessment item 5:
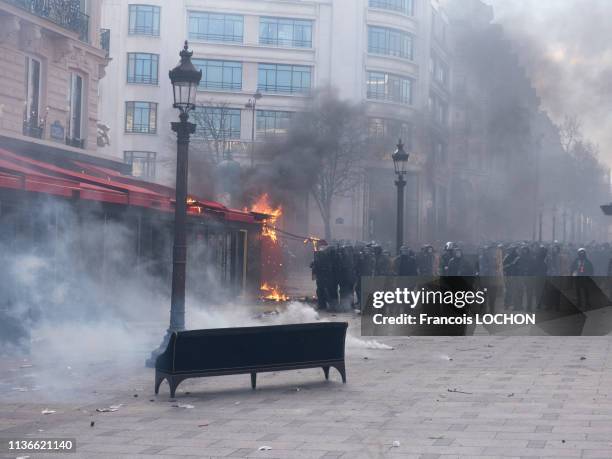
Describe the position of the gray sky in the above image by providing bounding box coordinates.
[484,0,612,165]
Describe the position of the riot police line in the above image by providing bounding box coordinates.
[311,240,612,312]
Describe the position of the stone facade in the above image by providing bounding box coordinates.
[0,0,107,155]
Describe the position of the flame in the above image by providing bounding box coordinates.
[304,236,321,251]
[248,194,282,243]
[186,196,202,213]
[260,282,289,302]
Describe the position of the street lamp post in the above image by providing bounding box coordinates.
[245,91,262,167]
[392,139,409,255]
[147,41,201,367]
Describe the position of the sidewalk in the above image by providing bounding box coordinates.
[1,310,612,459]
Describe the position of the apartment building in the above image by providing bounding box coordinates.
[98,0,451,244]
[0,0,111,159]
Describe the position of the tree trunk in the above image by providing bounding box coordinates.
[324,215,332,241]
[323,200,332,241]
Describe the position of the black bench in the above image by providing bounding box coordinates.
[155,322,348,397]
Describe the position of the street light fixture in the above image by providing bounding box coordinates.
[392,139,409,255]
[147,41,202,367]
[245,91,263,167]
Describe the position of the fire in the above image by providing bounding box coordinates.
[186,196,202,213]
[260,282,289,302]
[248,194,282,243]
[304,236,321,251]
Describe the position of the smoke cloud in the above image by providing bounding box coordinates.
[485,0,612,165]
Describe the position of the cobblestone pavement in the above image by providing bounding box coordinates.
[1,310,612,459]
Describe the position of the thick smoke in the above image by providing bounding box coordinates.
[485,0,612,164]
[0,199,374,403]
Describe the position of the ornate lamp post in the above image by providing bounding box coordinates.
[392,139,409,255]
[245,91,262,167]
[147,42,201,367]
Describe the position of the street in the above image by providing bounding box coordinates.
[1,308,612,459]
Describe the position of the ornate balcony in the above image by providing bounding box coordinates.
[2,0,90,42]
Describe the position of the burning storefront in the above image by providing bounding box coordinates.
[0,147,270,308]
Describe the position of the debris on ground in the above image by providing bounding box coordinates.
[96,404,122,413]
[447,388,472,395]
[295,388,301,392]
[428,436,443,440]
[258,446,272,451]
[198,423,209,427]
[580,356,587,360]
[507,393,515,397]
[392,440,400,447]
[12,387,28,392]
[90,421,95,427]
[41,409,56,415]
[172,403,194,409]
[133,394,138,398]
[19,364,33,369]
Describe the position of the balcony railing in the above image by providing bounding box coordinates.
[100,28,110,56]
[3,0,90,42]
[22,117,44,139]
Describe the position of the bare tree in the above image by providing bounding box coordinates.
[559,115,582,154]
[256,90,369,240]
[190,101,238,164]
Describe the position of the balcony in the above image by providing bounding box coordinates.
[22,117,44,139]
[2,0,90,42]
[100,28,110,56]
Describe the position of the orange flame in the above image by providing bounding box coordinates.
[304,236,321,251]
[248,194,282,243]
[260,282,289,302]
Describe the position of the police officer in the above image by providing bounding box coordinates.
[446,248,470,276]
[338,245,356,311]
[394,246,418,276]
[311,247,329,310]
[418,245,435,276]
[572,248,594,308]
[440,242,455,275]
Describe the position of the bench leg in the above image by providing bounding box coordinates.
[155,372,164,395]
[251,372,257,390]
[334,363,347,384]
[322,366,330,380]
[169,376,180,398]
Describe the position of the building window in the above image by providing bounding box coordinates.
[257,110,292,137]
[188,12,243,43]
[433,140,447,164]
[124,151,156,179]
[366,71,412,104]
[193,106,241,139]
[192,59,242,91]
[258,64,311,94]
[429,92,448,126]
[128,5,160,36]
[125,101,157,134]
[430,52,449,87]
[260,17,313,48]
[127,53,159,84]
[368,26,413,60]
[368,117,412,146]
[369,0,413,15]
[68,73,85,147]
[23,56,42,138]
[431,10,447,47]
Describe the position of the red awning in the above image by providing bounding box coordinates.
[0,147,258,224]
